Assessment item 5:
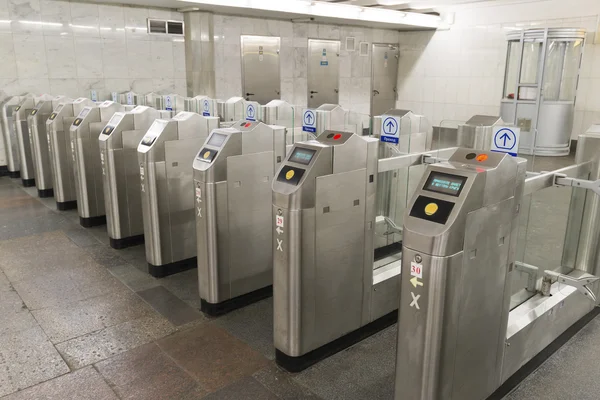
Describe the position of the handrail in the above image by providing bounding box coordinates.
[523,161,592,196]
[377,147,458,173]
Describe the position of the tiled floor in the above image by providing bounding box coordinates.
[1,152,600,399]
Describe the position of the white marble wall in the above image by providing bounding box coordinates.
[212,14,400,113]
[395,0,600,139]
[0,0,186,100]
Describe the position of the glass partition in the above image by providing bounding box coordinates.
[504,41,521,99]
[344,111,372,136]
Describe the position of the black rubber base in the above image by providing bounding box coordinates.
[110,234,144,250]
[57,200,77,211]
[0,165,7,177]
[487,306,600,400]
[148,257,197,278]
[79,215,106,228]
[8,170,20,179]
[201,285,273,317]
[22,178,35,187]
[276,310,398,373]
[38,188,54,198]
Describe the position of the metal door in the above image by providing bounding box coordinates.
[371,44,399,116]
[308,39,340,108]
[241,35,281,104]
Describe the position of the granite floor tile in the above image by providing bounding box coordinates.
[214,297,275,360]
[200,376,279,400]
[64,226,103,248]
[253,365,321,399]
[160,268,203,309]
[56,314,176,369]
[107,263,160,292]
[12,259,125,310]
[0,366,118,400]
[95,342,208,400]
[157,323,269,392]
[32,289,156,343]
[0,288,38,337]
[86,225,110,246]
[0,326,70,397]
[293,325,397,400]
[138,286,204,327]
[84,244,129,268]
[0,231,86,283]
[0,212,72,240]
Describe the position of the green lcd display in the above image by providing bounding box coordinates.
[423,171,467,197]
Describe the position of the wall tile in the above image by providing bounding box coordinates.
[126,39,152,79]
[0,33,18,79]
[74,36,103,79]
[13,33,48,79]
[151,40,175,78]
[70,2,100,37]
[49,78,78,97]
[9,0,43,35]
[44,35,76,79]
[102,38,128,79]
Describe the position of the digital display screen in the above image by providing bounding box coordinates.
[109,114,123,126]
[423,172,467,197]
[289,147,316,165]
[78,108,90,118]
[207,133,227,147]
[141,135,156,146]
[55,104,64,113]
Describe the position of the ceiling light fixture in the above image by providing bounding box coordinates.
[20,20,63,26]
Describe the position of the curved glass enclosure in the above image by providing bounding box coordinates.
[500,28,585,156]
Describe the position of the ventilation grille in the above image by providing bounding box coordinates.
[147,19,184,35]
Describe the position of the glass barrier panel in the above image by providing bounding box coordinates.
[344,111,372,136]
[520,40,542,85]
[504,40,521,100]
[559,39,583,101]
[543,40,567,101]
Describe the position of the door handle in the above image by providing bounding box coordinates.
[373,90,380,96]
[310,91,318,94]
[334,89,339,94]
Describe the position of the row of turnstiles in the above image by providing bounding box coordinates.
[3,91,600,400]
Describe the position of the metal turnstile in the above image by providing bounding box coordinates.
[272,130,400,372]
[221,97,245,123]
[70,101,124,227]
[29,95,71,197]
[0,95,25,177]
[15,96,50,186]
[48,98,95,210]
[0,93,10,175]
[193,121,286,316]
[99,106,169,249]
[396,149,526,400]
[138,112,219,277]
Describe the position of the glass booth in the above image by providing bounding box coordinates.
[500,28,585,156]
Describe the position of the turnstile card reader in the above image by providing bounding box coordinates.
[138,111,219,277]
[194,121,286,316]
[48,98,95,210]
[14,96,43,186]
[1,96,26,177]
[100,106,169,249]
[273,130,399,372]
[70,101,124,227]
[29,95,71,197]
[395,149,526,400]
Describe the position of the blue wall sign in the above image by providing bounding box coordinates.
[302,109,316,133]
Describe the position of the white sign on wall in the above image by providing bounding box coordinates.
[491,126,520,157]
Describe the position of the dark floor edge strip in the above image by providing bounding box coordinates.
[200,285,273,317]
[276,310,398,373]
[487,306,600,400]
[148,257,197,278]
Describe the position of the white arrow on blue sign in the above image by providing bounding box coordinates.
[380,116,400,144]
[491,126,520,157]
[302,110,316,133]
[203,100,210,116]
[246,104,256,121]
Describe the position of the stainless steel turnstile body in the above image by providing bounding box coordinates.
[221,97,245,123]
[138,112,219,277]
[14,96,45,186]
[0,96,25,177]
[457,115,505,151]
[29,96,71,197]
[273,131,399,371]
[194,121,286,315]
[99,106,169,249]
[48,98,95,210]
[70,101,124,227]
[396,149,526,400]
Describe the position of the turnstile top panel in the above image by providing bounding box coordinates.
[464,115,504,127]
[382,109,411,118]
[315,130,355,146]
[316,104,342,112]
[225,96,244,104]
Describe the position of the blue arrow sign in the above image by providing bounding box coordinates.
[302,110,316,133]
[246,104,256,121]
[381,116,399,144]
[491,126,520,157]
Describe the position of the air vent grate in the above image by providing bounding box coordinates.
[147,19,184,35]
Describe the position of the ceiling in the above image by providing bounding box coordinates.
[320,0,541,14]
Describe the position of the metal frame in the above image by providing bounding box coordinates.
[307,38,341,107]
[240,35,282,103]
[370,42,399,118]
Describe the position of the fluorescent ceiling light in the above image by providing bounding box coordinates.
[69,23,96,29]
[0,20,11,23]
[20,20,63,27]
[376,0,409,5]
[100,27,111,31]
